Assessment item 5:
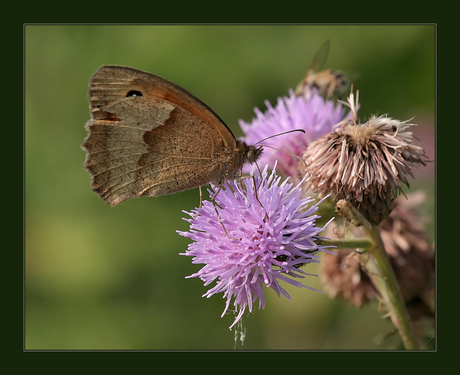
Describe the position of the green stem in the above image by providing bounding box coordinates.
[364,225,419,350]
[321,238,372,249]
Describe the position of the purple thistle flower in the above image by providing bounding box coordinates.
[239,88,349,179]
[178,164,334,329]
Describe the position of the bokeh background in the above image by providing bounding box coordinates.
[25,24,435,350]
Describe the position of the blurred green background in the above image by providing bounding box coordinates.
[25,25,435,350]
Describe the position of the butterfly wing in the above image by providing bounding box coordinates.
[82,65,238,206]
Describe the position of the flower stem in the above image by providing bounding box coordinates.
[321,238,372,249]
[364,225,419,350]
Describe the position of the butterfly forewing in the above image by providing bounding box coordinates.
[82,65,250,206]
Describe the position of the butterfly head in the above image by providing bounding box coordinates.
[243,143,263,165]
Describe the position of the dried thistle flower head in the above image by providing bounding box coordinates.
[320,247,378,307]
[320,192,434,321]
[301,92,428,224]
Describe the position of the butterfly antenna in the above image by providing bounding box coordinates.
[254,129,307,167]
[254,129,305,146]
[262,144,307,168]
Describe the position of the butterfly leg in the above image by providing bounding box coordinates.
[250,175,268,221]
[209,186,238,240]
[234,174,268,220]
[199,185,203,208]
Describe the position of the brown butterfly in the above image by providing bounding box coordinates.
[82,65,263,206]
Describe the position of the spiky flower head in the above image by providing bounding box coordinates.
[239,88,349,180]
[178,165,334,329]
[301,92,428,225]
